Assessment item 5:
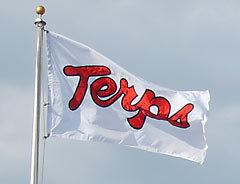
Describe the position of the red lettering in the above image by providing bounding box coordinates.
[63,65,111,110]
[63,65,194,129]
[90,77,121,106]
[168,104,194,128]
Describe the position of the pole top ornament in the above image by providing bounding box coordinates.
[36,5,45,16]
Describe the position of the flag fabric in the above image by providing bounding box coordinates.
[46,30,210,164]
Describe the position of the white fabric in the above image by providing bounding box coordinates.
[46,30,210,164]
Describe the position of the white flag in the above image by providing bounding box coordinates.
[46,31,210,164]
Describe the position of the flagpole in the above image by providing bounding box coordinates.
[30,6,46,184]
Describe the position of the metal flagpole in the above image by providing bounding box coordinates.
[30,6,46,184]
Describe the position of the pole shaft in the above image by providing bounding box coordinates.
[30,18,45,184]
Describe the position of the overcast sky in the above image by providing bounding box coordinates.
[0,0,240,184]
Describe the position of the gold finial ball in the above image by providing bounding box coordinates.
[36,5,45,15]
